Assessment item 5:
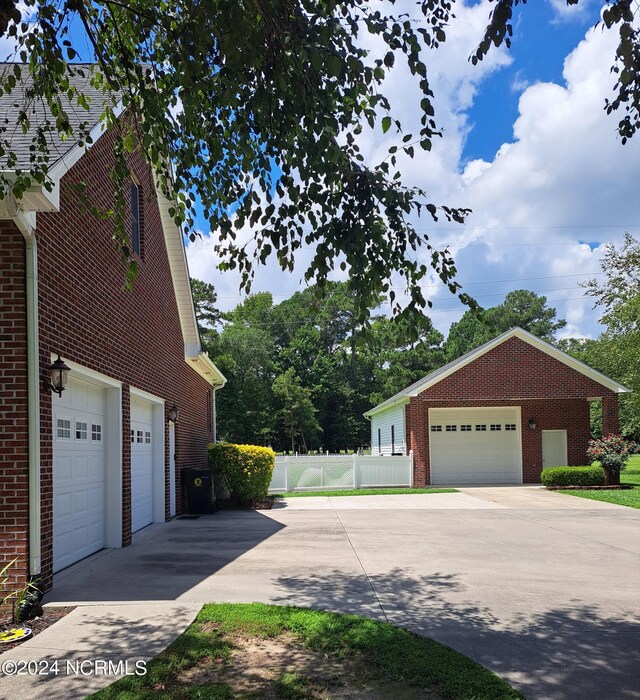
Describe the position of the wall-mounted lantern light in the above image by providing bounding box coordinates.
[168,404,179,423]
[528,418,537,430]
[45,355,70,396]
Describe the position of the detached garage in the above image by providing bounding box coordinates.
[365,327,630,486]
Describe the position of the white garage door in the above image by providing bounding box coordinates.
[131,397,154,533]
[429,407,522,484]
[53,377,105,572]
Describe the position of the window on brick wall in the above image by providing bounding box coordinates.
[131,178,141,256]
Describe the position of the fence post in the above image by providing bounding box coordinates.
[284,455,289,493]
[353,453,359,489]
[409,450,414,488]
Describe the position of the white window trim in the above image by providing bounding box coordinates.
[75,419,89,441]
[56,415,73,441]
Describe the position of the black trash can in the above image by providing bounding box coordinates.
[182,468,216,514]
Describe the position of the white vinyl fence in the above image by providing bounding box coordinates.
[268,453,414,493]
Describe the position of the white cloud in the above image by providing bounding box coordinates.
[424,17,639,338]
[187,1,639,340]
[546,0,600,23]
[0,3,37,60]
[510,71,531,94]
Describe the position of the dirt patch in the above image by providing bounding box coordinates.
[178,631,443,699]
[0,607,75,655]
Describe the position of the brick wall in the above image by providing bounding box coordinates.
[32,124,213,589]
[0,222,29,596]
[405,337,618,485]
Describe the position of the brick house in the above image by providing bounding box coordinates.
[365,328,630,485]
[1,67,225,593]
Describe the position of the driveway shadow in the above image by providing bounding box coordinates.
[47,511,285,603]
[273,567,640,700]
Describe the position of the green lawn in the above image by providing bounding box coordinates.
[558,455,640,509]
[89,603,523,700]
[274,487,457,498]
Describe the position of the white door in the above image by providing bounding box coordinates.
[53,377,105,572]
[542,430,568,469]
[131,397,154,532]
[429,407,522,484]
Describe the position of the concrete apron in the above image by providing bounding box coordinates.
[1,489,639,700]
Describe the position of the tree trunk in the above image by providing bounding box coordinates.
[605,468,620,486]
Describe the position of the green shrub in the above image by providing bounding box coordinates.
[541,465,605,487]
[208,443,275,504]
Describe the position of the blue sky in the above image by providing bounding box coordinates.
[188,0,639,341]
[463,1,602,163]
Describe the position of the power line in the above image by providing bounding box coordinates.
[211,271,605,299]
[189,238,628,250]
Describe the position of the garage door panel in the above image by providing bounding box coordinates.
[131,397,155,533]
[55,492,72,519]
[71,487,89,514]
[72,455,89,480]
[53,377,105,572]
[55,455,72,484]
[430,407,522,485]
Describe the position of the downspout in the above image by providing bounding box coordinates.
[13,212,41,578]
[212,387,217,443]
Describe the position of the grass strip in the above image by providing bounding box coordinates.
[273,487,457,498]
[558,456,640,509]
[89,603,523,700]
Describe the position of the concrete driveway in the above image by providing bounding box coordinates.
[2,487,639,700]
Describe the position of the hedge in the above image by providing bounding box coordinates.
[208,443,275,504]
[541,465,605,488]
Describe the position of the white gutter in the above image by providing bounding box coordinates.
[12,210,41,577]
[363,396,410,419]
[212,387,218,443]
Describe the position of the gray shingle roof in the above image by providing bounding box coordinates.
[0,63,114,171]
